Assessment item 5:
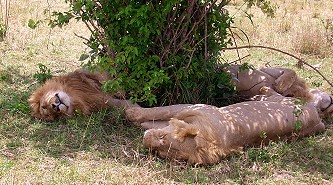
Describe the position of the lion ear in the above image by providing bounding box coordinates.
[169,118,199,142]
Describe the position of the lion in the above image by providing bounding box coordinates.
[227,65,333,117]
[226,65,311,99]
[29,68,137,121]
[125,87,325,165]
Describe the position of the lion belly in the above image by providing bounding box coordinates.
[235,70,276,97]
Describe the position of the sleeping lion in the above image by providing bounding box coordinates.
[29,68,137,121]
[227,65,333,117]
[126,87,325,165]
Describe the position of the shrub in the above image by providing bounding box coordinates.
[33,63,53,84]
[50,0,274,106]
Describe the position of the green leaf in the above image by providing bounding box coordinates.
[28,19,37,29]
[295,120,302,131]
[133,47,138,56]
[79,53,90,61]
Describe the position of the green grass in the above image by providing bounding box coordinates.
[0,0,332,184]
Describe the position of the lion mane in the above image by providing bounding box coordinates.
[29,69,134,121]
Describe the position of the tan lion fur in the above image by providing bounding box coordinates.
[227,65,313,100]
[227,65,333,117]
[309,89,333,117]
[126,89,325,165]
[29,69,136,121]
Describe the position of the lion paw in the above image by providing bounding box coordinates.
[125,107,144,122]
[259,86,274,95]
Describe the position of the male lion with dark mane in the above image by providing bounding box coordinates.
[29,69,137,121]
[126,87,326,165]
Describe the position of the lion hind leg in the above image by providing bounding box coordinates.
[106,97,140,109]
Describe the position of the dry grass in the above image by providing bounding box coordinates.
[0,0,332,184]
[228,0,333,57]
[292,23,327,56]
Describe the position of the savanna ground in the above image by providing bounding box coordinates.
[0,0,332,184]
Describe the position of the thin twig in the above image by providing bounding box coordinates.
[5,0,9,27]
[222,45,333,87]
[204,9,208,61]
[79,8,114,59]
[46,0,52,49]
[160,3,188,66]
[185,32,212,70]
[228,54,250,64]
[175,1,218,55]
[0,0,3,21]
[228,27,242,64]
[74,32,89,43]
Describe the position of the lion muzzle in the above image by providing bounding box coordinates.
[51,93,69,113]
[143,130,166,148]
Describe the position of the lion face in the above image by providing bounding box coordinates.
[143,128,193,162]
[29,91,72,121]
[143,119,199,163]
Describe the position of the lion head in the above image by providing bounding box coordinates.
[29,87,74,121]
[28,70,113,121]
[143,119,199,163]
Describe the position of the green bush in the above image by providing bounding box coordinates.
[33,63,53,84]
[50,0,274,106]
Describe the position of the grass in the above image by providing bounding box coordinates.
[0,0,332,184]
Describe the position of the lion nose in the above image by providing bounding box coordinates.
[51,103,60,112]
[55,97,60,104]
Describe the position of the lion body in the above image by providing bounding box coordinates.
[126,92,325,165]
[227,65,313,101]
[227,65,333,117]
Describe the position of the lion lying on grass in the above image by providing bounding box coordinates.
[227,65,333,117]
[126,87,325,165]
[29,68,137,121]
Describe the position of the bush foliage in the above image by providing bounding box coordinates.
[50,0,274,106]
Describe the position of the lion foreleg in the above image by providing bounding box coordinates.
[141,121,170,129]
[125,104,194,123]
[105,96,140,109]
